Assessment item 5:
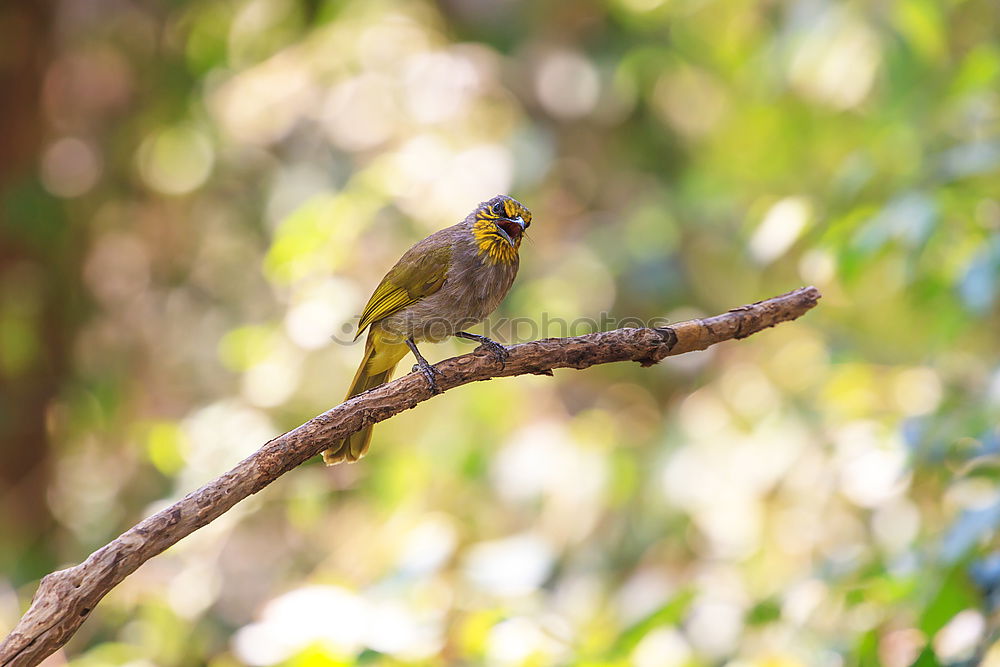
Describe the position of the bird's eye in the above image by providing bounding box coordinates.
[492,202,505,216]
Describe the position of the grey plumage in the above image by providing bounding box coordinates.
[377,216,519,344]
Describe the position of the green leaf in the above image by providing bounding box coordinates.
[746,597,782,626]
[606,589,695,660]
[917,564,978,637]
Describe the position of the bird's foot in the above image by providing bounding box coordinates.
[410,359,443,394]
[455,332,508,368]
[406,337,443,394]
[478,339,509,366]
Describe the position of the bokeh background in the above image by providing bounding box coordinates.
[2,0,1000,664]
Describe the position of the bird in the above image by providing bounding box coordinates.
[322,194,532,465]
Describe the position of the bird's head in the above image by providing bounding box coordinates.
[472,195,532,265]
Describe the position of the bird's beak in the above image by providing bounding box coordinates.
[495,216,527,247]
[495,226,514,247]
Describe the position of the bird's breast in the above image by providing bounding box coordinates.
[379,248,518,343]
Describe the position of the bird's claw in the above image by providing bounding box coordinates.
[406,337,443,394]
[456,332,509,369]
[411,361,443,394]
[478,340,509,368]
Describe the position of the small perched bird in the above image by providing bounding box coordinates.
[322,195,532,465]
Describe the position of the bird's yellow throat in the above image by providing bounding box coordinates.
[472,198,531,265]
[472,218,521,265]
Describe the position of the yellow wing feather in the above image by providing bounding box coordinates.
[355,239,453,339]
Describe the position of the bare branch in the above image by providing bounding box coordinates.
[0,286,821,666]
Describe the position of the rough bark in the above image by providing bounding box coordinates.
[0,286,821,666]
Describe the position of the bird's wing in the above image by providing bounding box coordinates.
[355,236,453,339]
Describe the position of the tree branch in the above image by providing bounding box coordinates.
[0,286,821,666]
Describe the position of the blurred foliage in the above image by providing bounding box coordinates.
[2,0,1000,665]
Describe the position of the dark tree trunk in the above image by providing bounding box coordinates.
[0,0,66,581]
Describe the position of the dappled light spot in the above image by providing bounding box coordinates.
[284,279,360,350]
[395,513,458,576]
[891,366,942,416]
[462,533,554,597]
[241,344,303,408]
[798,248,836,286]
[685,596,744,657]
[136,126,214,195]
[181,401,277,483]
[933,609,985,663]
[788,8,881,110]
[879,628,926,667]
[82,232,151,307]
[485,616,567,666]
[615,569,676,624]
[871,498,921,554]
[403,50,481,124]
[653,66,729,139]
[632,628,692,667]
[233,586,368,663]
[750,196,812,265]
[210,53,319,145]
[535,50,600,119]
[491,421,607,541]
[321,74,398,152]
[834,421,910,508]
[40,137,101,197]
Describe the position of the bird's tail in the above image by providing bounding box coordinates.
[322,330,407,465]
